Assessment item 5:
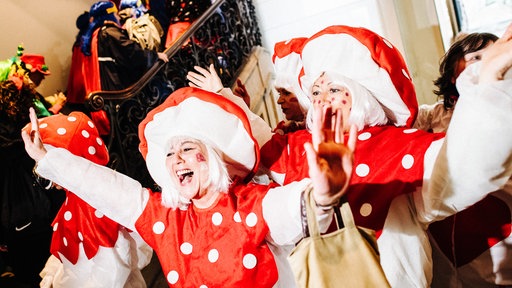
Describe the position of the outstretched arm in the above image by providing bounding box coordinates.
[21,108,149,230]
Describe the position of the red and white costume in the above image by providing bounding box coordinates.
[415,95,512,286]
[249,26,512,287]
[271,37,310,135]
[26,112,151,288]
[33,88,329,287]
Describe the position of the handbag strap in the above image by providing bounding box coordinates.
[304,185,321,237]
[339,201,356,229]
[302,186,357,236]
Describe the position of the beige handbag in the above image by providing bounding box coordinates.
[288,187,390,288]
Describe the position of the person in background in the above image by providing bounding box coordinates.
[26,112,151,288]
[188,24,512,287]
[118,0,164,52]
[80,0,168,135]
[412,31,511,287]
[0,77,65,287]
[22,85,355,287]
[13,52,66,117]
[271,37,310,135]
[64,11,91,112]
[413,32,498,133]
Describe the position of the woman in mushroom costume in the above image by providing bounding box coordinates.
[24,111,151,287]
[255,25,512,287]
[271,37,311,135]
[22,86,355,287]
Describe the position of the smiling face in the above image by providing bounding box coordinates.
[165,137,211,204]
[310,72,353,130]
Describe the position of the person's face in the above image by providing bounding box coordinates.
[452,42,494,81]
[276,87,304,122]
[28,71,45,87]
[165,138,210,201]
[311,73,352,130]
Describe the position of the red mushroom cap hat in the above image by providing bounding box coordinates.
[24,111,109,165]
[138,87,259,197]
[272,37,310,113]
[300,25,418,127]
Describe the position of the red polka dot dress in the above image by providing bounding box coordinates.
[135,181,279,287]
[261,126,443,235]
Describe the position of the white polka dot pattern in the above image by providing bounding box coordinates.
[57,128,67,135]
[242,254,257,269]
[153,221,165,234]
[233,211,242,222]
[212,212,223,226]
[64,211,72,221]
[167,270,179,284]
[355,164,370,177]
[208,249,219,263]
[180,242,193,255]
[402,154,414,169]
[245,213,257,227]
[358,132,371,141]
[403,128,417,134]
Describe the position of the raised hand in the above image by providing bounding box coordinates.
[21,107,47,162]
[187,64,224,93]
[233,79,251,107]
[480,22,512,83]
[304,105,356,209]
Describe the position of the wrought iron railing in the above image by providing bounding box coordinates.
[86,0,262,188]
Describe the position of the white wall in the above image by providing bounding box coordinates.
[0,0,97,97]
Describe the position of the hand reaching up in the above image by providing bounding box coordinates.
[233,79,251,108]
[304,105,356,210]
[21,107,47,162]
[187,64,224,93]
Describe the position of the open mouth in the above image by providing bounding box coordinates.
[177,169,194,184]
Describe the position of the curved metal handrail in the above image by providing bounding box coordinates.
[87,0,226,111]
